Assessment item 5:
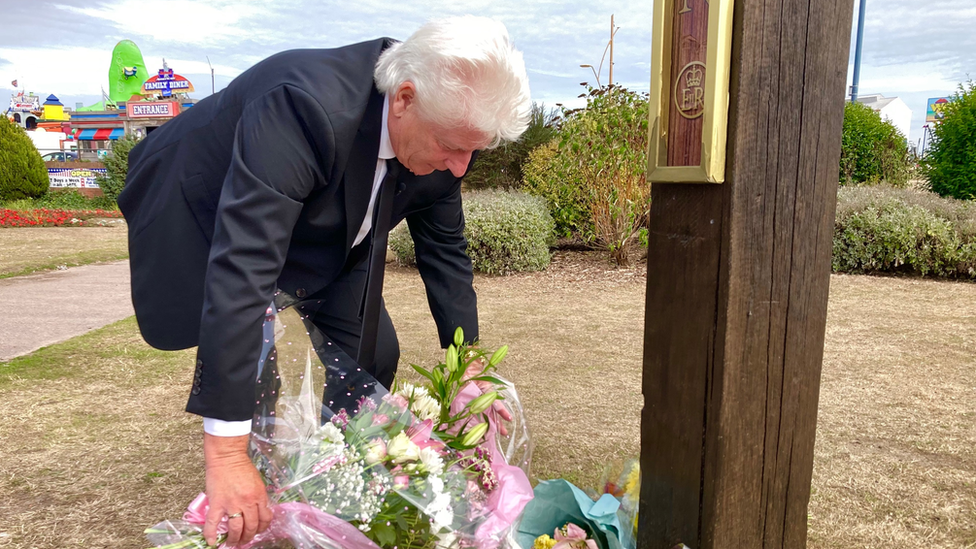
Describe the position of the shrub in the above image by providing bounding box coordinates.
[97,134,141,201]
[0,116,48,200]
[389,190,554,275]
[839,101,911,187]
[924,81,976,200]
[833,186,976,277]
[522,86,650,265]
[522,140,590,239]
[1,189,118,211]
[464,103,559,190]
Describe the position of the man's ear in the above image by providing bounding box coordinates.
[391,82,416,118]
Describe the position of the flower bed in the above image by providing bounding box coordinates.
[0,208,123,227]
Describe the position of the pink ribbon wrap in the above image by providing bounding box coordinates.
[451,383,535,549]
[182,493,381,549]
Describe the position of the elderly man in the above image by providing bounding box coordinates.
[118,16,530,546]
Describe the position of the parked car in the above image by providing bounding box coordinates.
[41,151,78,162]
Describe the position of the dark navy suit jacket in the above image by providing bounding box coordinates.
[118,38,478,421]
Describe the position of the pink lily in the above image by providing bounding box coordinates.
[406,419,445,451]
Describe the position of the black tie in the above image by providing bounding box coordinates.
[356,159,400,369]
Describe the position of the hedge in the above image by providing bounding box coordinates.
[833,186,976,277]
[390,190,554,275]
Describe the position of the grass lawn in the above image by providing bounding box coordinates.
[0,226,129,278]
[0,254,973,548]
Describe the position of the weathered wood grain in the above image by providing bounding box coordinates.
[639,0,854,546]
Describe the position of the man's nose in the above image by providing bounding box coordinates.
[445,150,473,178]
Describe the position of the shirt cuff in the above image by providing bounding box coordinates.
[203,417,253,437]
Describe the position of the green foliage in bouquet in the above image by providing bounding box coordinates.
[839,101,911,187]
[409,327,509,449]
[924,82,976,200]
[0,116,48,201]
[390,190,554,275]
[97,134,141,202]
[464,103,560,190]
[522,86,650,265]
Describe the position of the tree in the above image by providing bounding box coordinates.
[97,134,141,201]
[839,101,911,187]
[463,102,559,190]
[924,81,976,200]
[523,86,650,266]
[0,116,49,200]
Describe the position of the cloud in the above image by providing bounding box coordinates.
[844,0,975,141]
[60,0,271,48]
[2,0,971,144]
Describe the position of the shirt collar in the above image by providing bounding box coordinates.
[379,94,395,160]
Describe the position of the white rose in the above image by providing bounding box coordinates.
[386,432,421,463]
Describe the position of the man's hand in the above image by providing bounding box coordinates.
[203,433,272,547]
[462,357,513,436]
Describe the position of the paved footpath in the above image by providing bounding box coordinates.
[0,260,134,361]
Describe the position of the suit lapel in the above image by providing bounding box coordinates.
[343,86,385,251]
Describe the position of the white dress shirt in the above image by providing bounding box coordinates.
[204,95,395,437]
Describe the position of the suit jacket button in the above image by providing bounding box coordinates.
[196,359,204,367]
[296,288,307,298]
[191,386,201,395]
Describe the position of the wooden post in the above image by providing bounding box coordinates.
[638,0,854,547]
[609,14,615,85]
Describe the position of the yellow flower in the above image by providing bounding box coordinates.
[533,534,557,549]
[624,462,640,499]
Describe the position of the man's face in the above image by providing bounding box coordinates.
[387,83,490,178]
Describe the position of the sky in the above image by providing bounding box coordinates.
[0,0,972,144]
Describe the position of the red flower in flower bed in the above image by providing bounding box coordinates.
[0,208,124,227]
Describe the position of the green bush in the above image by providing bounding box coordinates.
[0,116,48,200]
[924,81,976,200]
[464,103,559,190]
[389,190,554,275]
[522,86,650,265]
[839,101,911,187]
[97,134,141,202]
[833,186,976,277]
[522,140,590,239]
[1,189,118,211]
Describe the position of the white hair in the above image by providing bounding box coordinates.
[374,16,531,148]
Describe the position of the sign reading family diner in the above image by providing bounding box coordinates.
[126,101,179,119]
[141,65,195,97]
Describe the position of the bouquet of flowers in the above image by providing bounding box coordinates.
[515,458,642,549]
[146,297,533,549]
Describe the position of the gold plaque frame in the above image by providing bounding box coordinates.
[647,0,735,183]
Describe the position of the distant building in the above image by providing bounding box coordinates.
[856,94,912,141]
[42,94,68,121]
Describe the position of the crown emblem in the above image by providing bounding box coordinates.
[685,65,703,87]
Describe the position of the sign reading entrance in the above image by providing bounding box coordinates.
[126,102,179,119]
[647,0,734,183]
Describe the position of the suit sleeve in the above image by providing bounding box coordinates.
[406,180,479,349]
[186,84,335,421]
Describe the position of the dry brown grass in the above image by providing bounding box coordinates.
[0,254,973,548]
[0,226,129,278]
[809,274,976,548]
